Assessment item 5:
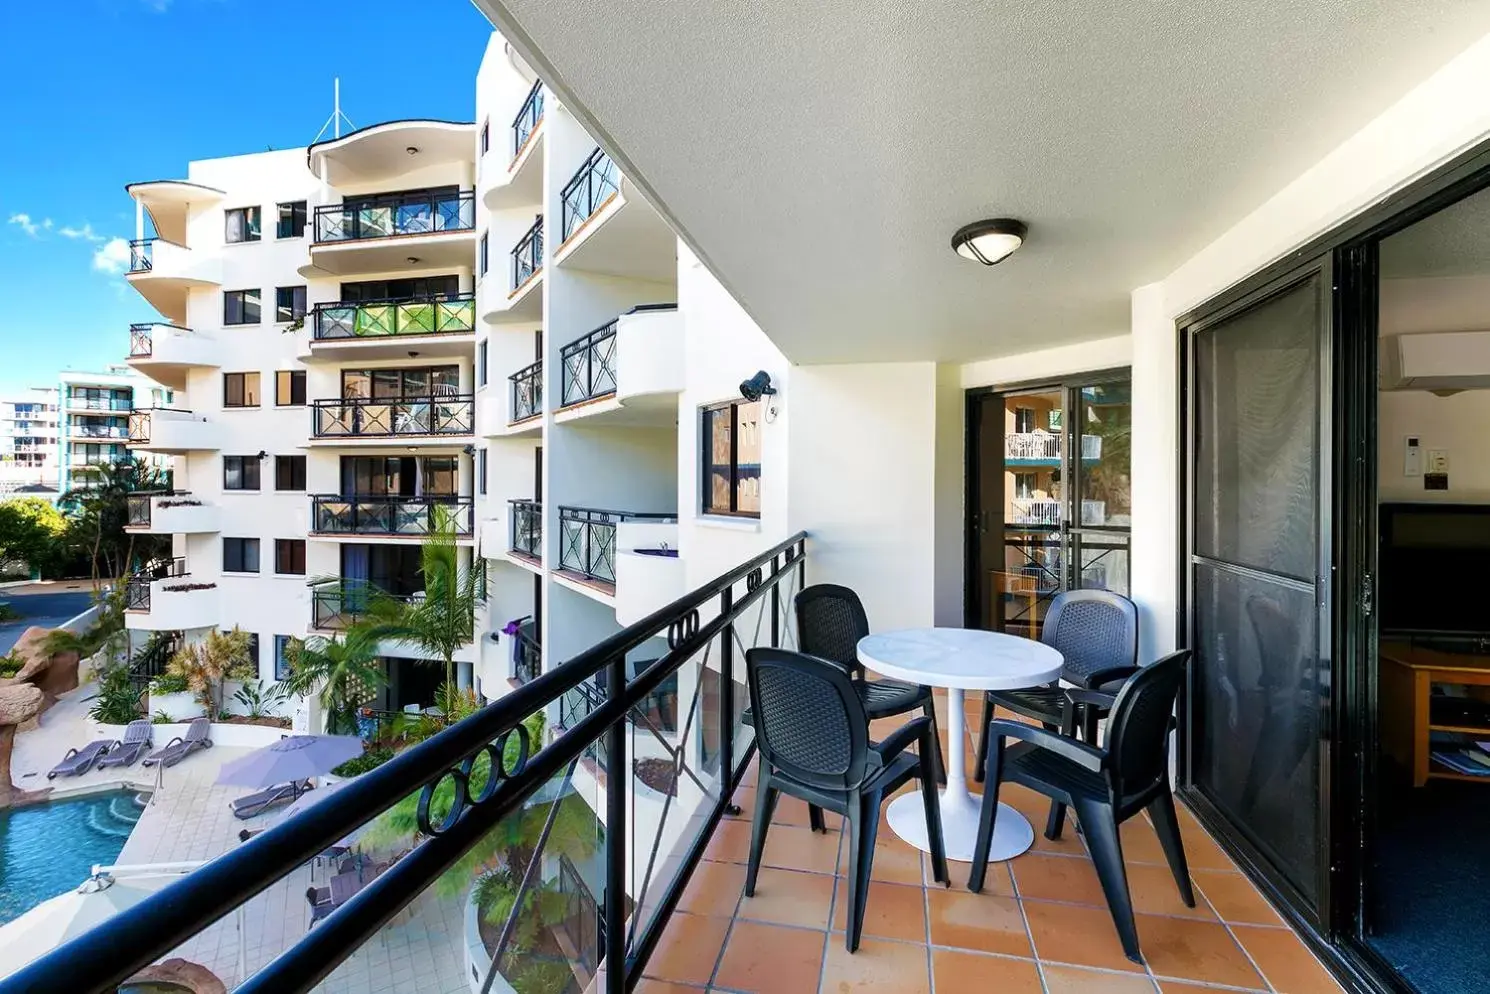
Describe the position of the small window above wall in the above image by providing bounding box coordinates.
[225,207,261,244]
[701,399,762,518]
[224,289,262,325]
[276,201,307,239]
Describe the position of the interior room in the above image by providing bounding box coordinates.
[1369,182,1490,994]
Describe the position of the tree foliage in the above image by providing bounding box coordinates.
[57,458,172,585]
[167,626,256,715]
[277,629,387,734]
[0,497,69,575]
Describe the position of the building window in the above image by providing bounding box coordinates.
[273,635,294,681]
[275,539,306,576]
[479,231,489,276]
[224,372,261,408]
[275,370,306,406]
[701,400,762,518]
[223,455,261,491]
[224,289,262,325]
[275,286,307,323]
[480,120,490,155]
[223,537,260,573]
[275,455,306,491]
[245,633,261,673]
[479,448,488,495]
[225,206,261,244]
[478,340,488,387]
[1014,407,1035,434]
[276,201,307,239]
[1013,472,1036,499]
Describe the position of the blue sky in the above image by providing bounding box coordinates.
[0,0,492,399]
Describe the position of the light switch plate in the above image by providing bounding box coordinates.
[1428,449,1450,474]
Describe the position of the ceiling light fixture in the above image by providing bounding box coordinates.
[951,218,1027,266]
[406,256,420,265]
[406,146,419,156]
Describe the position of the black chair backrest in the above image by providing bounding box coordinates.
[1245,595,1299,688]
[796,584,870,677]
[1103,648,1191,796]
[1042,589,1139,687]
[745,647,872,792]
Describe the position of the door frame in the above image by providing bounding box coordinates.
[964,367,1132,629]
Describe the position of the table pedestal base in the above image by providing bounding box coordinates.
[886,788,1035,864]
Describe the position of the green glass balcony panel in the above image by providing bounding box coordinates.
[357,304,396,337]
[398,301,436,334]
[436,299,475,333]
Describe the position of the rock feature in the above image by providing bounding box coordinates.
[122,959,228,994]
[0,683,45,808]
[0,626,81,710]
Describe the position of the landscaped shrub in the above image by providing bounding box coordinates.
[149,672,190,695]
[332,746,394,777]
[0,650,24,678]
[88,660,144,724]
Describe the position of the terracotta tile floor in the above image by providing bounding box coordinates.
[642,698,1346,994]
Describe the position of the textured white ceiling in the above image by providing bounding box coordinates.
[1382,183,1490,279]
[475,0,1490,363]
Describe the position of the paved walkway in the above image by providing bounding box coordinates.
[0,584,95,654]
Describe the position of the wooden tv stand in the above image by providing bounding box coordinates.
[1380,641,1490,787]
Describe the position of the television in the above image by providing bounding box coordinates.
[1379,502,1490,637]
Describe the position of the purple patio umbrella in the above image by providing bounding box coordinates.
[215,735,364,788]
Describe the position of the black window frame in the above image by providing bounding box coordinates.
[478,340,488,387]
[274,538,306,576]
[273,635,293,681]
[480,119,490,155]
[223,455,262,491]
[225,206,262,244]
[700,400,762,519]
[223,371,261,408]
[479,231,489,275]
[275,369,306,407]
[223,537,261,574]
[479,447,488,496]
[275,455,306,491]
[276,201,307,239]
[224,289,262,326]
[275,285,307,323]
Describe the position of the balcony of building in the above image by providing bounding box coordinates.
[552,148,677,283]
[304,188,476,277]
[553,506,680,612]
[482,80,545,211]
[493,497,542,573]
[308,494,475,542]
[125,322,218,390]
[304,294,477,361]
[125,408,218,455]
[124,491,220,535]
[1004,431,1103,465]
[307,394,475,447]
[553,306,682,426]
[61,391,132,415]
[308,579,412,633]
[125,237,221,327]
[485,215,544,322]
[480,359,543,437]
[123,557,217,632]
[65,419,129,442]
[1007,497,1110,528]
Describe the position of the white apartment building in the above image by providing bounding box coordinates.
[58,367,171,493]
[0,387,60,495]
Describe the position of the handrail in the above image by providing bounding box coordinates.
[508,360,542,423]
[312,190,476,244]
[6,530,809,994]
[310,494,475,537]
[309,395,475,438]
[311,293,476,341]
[557,506,677,585]
[560,148,620,240]
[129,321,191,358]
[508,497,542,559]
[511,79,543,159]
[559,319,618,406]
[510,215,543,290]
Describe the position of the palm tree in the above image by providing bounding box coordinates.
[277,629,387,734]
[361,510,479,692]
[167,626,255,716]
[58,458,171,591]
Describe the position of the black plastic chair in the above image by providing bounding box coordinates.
[797,584,945,785]
[970,648,1194,964]
[744,647,949,952]
[975,588,1139,780]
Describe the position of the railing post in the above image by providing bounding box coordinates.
[770,554,781,649]
[604,652,627,994]
[719,584,737,813]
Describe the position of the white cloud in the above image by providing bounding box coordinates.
[93,238,132,275]
[58,223,105,244]
[7,213,42,237]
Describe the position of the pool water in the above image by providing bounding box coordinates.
[0,791,142,923]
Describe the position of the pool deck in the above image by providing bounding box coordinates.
[8,684,468,991]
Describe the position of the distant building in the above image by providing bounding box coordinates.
[0,387,60,496]
[57,367,172,493]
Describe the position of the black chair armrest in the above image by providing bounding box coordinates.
[1066,688,1119,709]
[1082,665,1139,689]
[989,717,1105,772]
[872,715,932,764]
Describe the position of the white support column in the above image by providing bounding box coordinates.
[1129,282,1179,664]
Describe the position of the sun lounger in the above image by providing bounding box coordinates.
[96,720,153,770]
[142,717,212,768]
[230,780,311,820]
[47,739,111,779]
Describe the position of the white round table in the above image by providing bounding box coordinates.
[857,628,1063,863]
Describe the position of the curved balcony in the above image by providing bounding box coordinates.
[126,408,218,454]
[308,120,475,188]
[553,305,682,427]
[485,216,543,323]
[309,494,474,539]
[125,238,222,326]
[305,189,476,277]
[480,361,542,437]
[126,322,218,390]
[482,81,544,211]
[124,559,219,632]
[308,395,474,446]
[306,294,476,361]
[125,491,220,535]
[553,507,678,609]
[126,179,224,245]
[553,149,675,282]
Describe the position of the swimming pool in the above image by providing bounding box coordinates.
[0,791,142,923]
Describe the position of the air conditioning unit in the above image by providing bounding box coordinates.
[1381,330,1490,392]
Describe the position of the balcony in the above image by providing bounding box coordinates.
[124,491,219,535]
[482,81,544,211]
[1007,497,1109,527]
[554,306,683,426]
[62,394,131,414]
[553,148,677,282]
[123,558,218,632]
[125,237,221,326]
[305,190,476,277]
[487,215,544,322]
[126,408,218,454]
[126,322,218,390]
[308,395,474,445]
[309,580,411,631]
[507,498,542,568]
[554,506,678,606]
[1005,431,1103,463]
[306,294,477,361]
[66,421,128,441]
[509,615,541,684]
[309,494,474,539]
[498,360,544,437]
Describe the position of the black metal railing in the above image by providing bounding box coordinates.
[560,321,618,407]
[129,322,155,357]
[509,360,542,422]
[311,294,476,341]
[124,490,193,530]
[310,495,475,537]
[311,580,411,631]
[561,148,620,240]
[511,616,541,684]
[312,190,476,244]
[5,530,808,994]
[509,499,541,559]
[310,395,474,438]
[558,507,678,586]
[510,216,543,291]
[128,238,155,273]
[123,557,188,612]
[512,79,543,159]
